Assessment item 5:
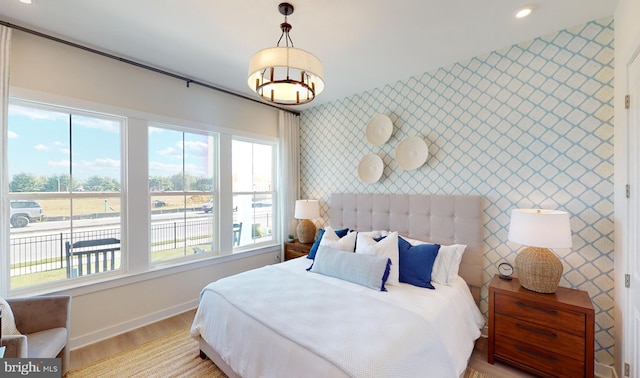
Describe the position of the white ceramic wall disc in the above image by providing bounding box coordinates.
[395,136,428,170]
[358,154,384,183]
[365,114,393,146]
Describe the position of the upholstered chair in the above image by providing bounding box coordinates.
[1,295,71,375]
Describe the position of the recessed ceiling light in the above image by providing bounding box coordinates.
[515,6,534,19]
[19,0,33,4]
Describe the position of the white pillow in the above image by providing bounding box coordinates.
[433,245,467,284]
[1,296,21,336]
[320,226,357,252]
[355,230,385,239]
[356,231,400,285]
[401,236,466,285]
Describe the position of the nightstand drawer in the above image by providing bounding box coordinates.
[494,313,584,360]
[495,335,585,378]
[286,245,310,255]
[285,249,308,260]
[489,276,594,378]
[284,240,313,261]
[495,293,585,336]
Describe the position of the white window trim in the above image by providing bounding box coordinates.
[6,99,127,295]
[3,94,281,297]
[231,136,279,250]
[147,123,220,263]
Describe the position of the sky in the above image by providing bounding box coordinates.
[7,103,215,183]
[8,103,121,181]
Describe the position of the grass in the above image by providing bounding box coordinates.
[10,245,206,289]
[10,194,217,289]
[35,195,211,218]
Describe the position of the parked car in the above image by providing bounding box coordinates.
[152,199,167,208]
[252,202,272,208]
[10,200,44,228]
[202,200,213,213]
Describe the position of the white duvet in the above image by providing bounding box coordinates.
[190,257,484,378]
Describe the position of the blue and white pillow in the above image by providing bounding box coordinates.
[308,245,391,291]
[401,236,466,285]
[397,236,440,289]
[307,227,350,259]
[355,231,400,285]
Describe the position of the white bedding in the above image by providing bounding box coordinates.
[190,257,484,378]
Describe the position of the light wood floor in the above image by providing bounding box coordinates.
[69,309,197,371]
[70,309,535,377]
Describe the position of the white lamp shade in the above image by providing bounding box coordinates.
[248,47,325,104]
[294,199,320,220]
[508,209,572,248]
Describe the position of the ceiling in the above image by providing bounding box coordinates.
[0,0,618,110]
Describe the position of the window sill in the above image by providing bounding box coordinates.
[8,244,281,298]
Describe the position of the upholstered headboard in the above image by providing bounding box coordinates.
[329,193,484,302]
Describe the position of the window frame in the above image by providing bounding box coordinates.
[2,96,281,297]
[231,136,279,251]
[6,98,126,292]
[148,123,220,264]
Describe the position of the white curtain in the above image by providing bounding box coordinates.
[0,25,12,296]
[278,110,300,242]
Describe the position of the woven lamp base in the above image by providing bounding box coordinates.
[515,246,563,293]
[296,219,316,244]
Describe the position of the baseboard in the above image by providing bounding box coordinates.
[69,299,199,350]
[595,361,618,378]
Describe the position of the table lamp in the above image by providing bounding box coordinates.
[294,200,320,243]
[508,208,572,293]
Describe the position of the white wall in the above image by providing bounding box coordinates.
[67,253,276,348]
[9,30,278,137]
[614,1,640,376]
[7,29,282,348]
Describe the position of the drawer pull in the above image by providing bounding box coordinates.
[516,301,558,315]
[515,345,558,362]
[516,323,557,339]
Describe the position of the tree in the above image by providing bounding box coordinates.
[84,176,120,192]
[43,174,71,192]
[149,176,172,191]
[193,177,214,192]
[170,173,195,191]
[10,173,44,192]
[169,173,183,191]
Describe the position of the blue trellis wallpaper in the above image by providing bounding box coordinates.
[299,17,614,364]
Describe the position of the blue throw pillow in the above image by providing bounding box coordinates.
[307,228,349,259]
[397,236,440,289]
[308,245,391,291]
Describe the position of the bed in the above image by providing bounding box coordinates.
[190,193,485,378]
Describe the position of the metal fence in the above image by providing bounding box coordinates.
[9,219,214,277]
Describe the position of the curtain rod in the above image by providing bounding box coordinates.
[0,19,299,115]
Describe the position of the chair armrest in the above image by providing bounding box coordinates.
[1,335,28,358]
[8,296,71,335]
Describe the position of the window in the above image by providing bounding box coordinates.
[7,100,123,289]
[4,98,279,293]
[232,139,276,247]
[148,125,217,261]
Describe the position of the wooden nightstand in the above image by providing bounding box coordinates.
[488,275,594,378]
[284,240,313,261]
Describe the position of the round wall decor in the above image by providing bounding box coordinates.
[357,154,384,183]
[365,114,393,146]
[395,136,428,170]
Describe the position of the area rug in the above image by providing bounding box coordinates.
[66,327,224,378]
[67,327,491,377]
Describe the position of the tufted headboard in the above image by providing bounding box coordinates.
[329,193,484,303]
